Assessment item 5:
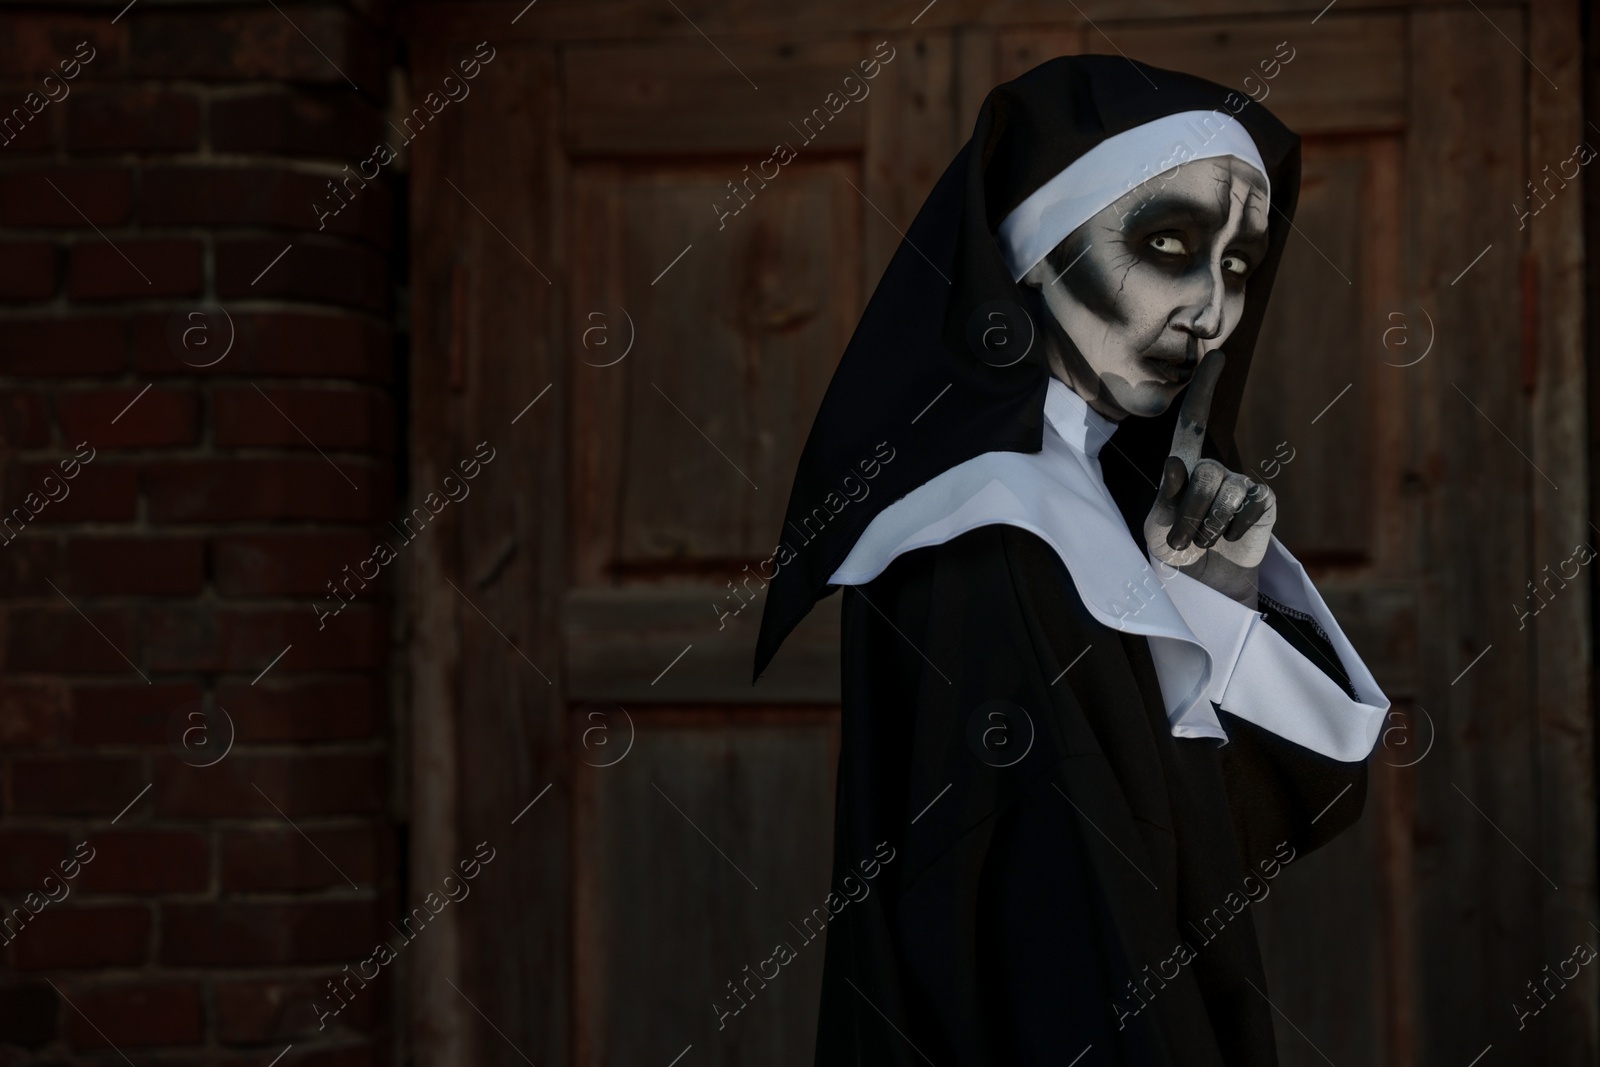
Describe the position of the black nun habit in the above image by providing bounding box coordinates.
[752,55,1387,1066]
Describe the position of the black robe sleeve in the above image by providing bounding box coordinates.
[1214,595,1370,863]
[1258,592,1359,701]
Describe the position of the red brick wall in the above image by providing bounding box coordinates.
[0,4,402,1063]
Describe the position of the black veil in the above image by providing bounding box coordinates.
[754,54,1302,681]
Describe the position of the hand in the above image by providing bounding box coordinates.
[1142,352,1276,605]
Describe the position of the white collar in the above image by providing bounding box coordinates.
[1042,375,1119,458]
[828,378,1387,761]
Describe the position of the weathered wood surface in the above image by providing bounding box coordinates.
[572,710,839,1067]
[407,39,572,1067]
[566,586,843,703]
[564,39,873,155]
[1238,142,1375,561]
[411,0,1491,44]
[573,161,859,564]
[862,30,958,294]
[1527,0,1598,1061]
[404,35,470,1067]
[1407,9,1544,1066]
[1115,14,1405,134]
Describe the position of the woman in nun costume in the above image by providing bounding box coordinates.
[752,55,1388,1066]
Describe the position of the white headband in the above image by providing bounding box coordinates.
[997,109,1271,282]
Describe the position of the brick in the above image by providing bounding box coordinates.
[70,681,201,745]
[67,88,200,152]
[211,88,382,159]
[224,1045,379,1067]
[143,459,391,522]
[153,752,384,818]
[216,676,379,742]
[217,972,377,1042]
[170,699,246,772]
[160,900,377,966]
[213,385,393,453]
[0,831,69,889]
[134,311,391,382]
[0,981,58,1048]
[4,607,140,675]
[0,17,126,81]
[0,680,70,747]
[0,241,58,301]
[0,100,53,153]
[221,826,376,891]
[68,238,202,300]
[0,167,132,227]
[141,604,387,673]
[217,238,389,313]
[215,531,384,598]
[0,535,58,597]
[10,904,150,970]
[65,982,201,1049]
[8,460,138,522]
[78,830,207,893]
[0,316,126,376]
[11,755,145,815]
[61,535,205,596]
[0,390,52,446]
[57,387,199,448]
[142,165,392,247]
[129,8,385,93]
[126,1054,257,1067]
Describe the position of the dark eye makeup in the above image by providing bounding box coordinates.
[1140,230,1256,280]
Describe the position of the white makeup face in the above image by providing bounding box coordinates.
[1021,155,1271,420]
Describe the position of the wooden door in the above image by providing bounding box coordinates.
[405,2,1591,1065]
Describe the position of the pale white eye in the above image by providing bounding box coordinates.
[1147,234,1187,255]
[1222,253,1250,276]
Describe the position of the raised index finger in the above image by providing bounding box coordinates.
[1169,351,1226,471]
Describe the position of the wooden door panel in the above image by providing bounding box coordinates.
[861,31,958,289]
[611,165,859,563]
[563,39,874,156]
[994,25,1087,84]
[564,587,842,703]
[1239,139,1391,561]
[570,161,862,576]
[1406,11,1557,1065]
[418,0,1495,45]
[561,38,880,1066]
[1114,14,1405,135]
[572,710,838,1067]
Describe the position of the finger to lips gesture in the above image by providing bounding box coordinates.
[1142,352,1276,582]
